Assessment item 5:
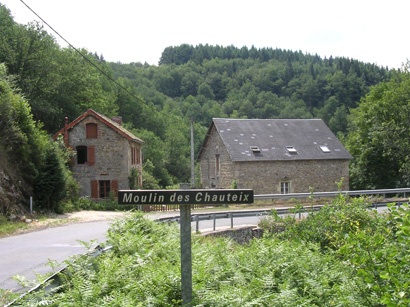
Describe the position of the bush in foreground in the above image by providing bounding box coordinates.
[269,194,410,306]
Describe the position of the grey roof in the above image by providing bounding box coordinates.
[202,118,352,162]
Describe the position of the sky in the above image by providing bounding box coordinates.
[1,0,409,69]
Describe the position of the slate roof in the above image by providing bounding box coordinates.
[52,109,144,144]
[199,118,352,162]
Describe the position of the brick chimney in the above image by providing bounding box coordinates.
[111,116,122,126]
[64,117,68,146]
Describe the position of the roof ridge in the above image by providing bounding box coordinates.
[52,109,144,144]
[213,118,321,121]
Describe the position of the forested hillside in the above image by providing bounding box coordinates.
[109,44,391,135]
[0,3,402,200]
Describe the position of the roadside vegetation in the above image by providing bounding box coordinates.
[0,214,82,238]
[0,216,31,237]
[4,194,409,306]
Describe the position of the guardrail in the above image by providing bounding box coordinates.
[156,185,410,232]
[157,201,409,232]
[254,187,410,200]
[5,245,113,307]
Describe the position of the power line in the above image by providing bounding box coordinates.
[18,0,194,130]
[19,0,147,107]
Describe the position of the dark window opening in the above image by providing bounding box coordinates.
[77,146,87,164]
[131,147,141,165]
[99,180,110,198]
[215,154,220,176]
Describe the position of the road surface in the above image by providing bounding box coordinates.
[0,221,112,292]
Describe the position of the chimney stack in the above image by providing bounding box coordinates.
[64,117,68,145]
[111,116,122,126]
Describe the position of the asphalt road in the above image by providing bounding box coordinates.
[0,221,112,292]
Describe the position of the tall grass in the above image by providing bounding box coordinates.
[0,216,30,237]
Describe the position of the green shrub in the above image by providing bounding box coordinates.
[272,194,383,251]
[339,203,410,306]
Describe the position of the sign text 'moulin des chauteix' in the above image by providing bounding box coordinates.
[118,189,254,205]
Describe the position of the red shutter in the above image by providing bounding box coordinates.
[91,180,98,199]
[86,123,98,138]
[111,180,119,197]
[88,146,95,165]
[139,169,143,187]
[132,147,135,165]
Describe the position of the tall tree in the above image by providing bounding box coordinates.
[0,63,76,211]
[346,63,410,189]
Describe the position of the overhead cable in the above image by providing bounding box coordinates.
[20,0,147,106]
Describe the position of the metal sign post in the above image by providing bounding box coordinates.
[180,204,192,305]
[118,189,253,306]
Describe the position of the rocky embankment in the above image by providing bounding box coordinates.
[0,159,28,217]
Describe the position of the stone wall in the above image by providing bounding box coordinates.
[199,125,235,189]
[201,226,264,244]
[69,115,139,197]
[231,159,350,194]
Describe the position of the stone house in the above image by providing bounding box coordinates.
[53,109,144,199]
[197,118,352,194]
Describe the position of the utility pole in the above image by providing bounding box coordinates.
[190,119,195,189]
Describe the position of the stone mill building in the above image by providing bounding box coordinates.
[53,109,144,199]
[197,118,352,194]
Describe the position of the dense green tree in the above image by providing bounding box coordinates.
[197,82,214,100]
[180,71,202,97]
[51,48,118,130]
[132,128,174,187]
[152,65,182,97]
[329,105,348,134]
[0,63,77,211]
[163,120,191,182]
[346,64,410,189]
[0,5,118,132]
[34,143,69,210]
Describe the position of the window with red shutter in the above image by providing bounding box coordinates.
[111,180,118,197]
[91,180,98,199]
[131,147,134,165]
[99,180,110,198]
[88,146,95,166]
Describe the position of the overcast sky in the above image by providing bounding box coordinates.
[1,0,409,69]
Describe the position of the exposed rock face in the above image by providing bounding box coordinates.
[0,153,28,216]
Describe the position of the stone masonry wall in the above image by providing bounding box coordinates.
[202,226,264,244]
[69,116,135,197]
[200,125,235,189]
[231,159,350,194]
